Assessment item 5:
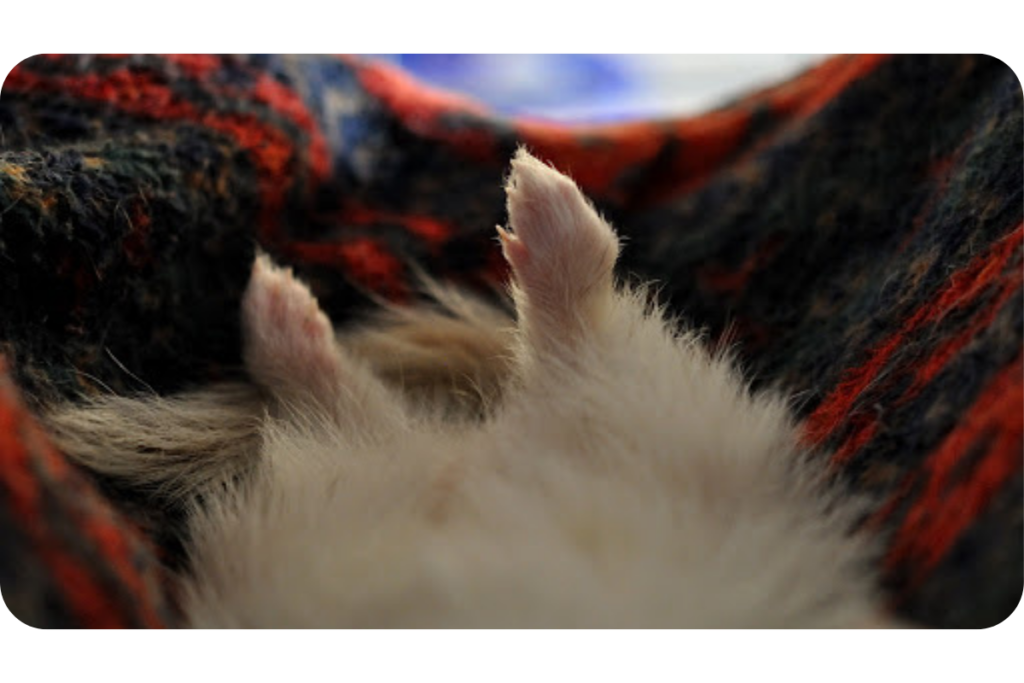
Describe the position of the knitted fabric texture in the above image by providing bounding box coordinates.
[0,54,1020,628]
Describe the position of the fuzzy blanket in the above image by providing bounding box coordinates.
[0,54,1020,628]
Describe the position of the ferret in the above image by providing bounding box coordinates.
[42,149,900,628]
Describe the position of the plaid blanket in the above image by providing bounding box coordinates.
[0,54,1020,628]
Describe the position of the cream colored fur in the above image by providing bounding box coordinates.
[42,149,896,628]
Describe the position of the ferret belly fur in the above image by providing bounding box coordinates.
[42,150,898,628]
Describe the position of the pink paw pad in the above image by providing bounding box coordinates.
[499,148,620,308]
[242,253,343,391]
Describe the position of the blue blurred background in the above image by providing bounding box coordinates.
[380,55,826,123]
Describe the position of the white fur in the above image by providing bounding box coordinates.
[47,149,894,628]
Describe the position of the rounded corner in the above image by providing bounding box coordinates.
[974,51,1024,84]
[978,593,1019,630]
[973,53,1024,98]
[1,52,62,89]
[0,593,46,634]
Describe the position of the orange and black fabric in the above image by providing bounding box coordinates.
[0,54,1020,627]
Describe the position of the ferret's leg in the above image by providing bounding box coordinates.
[242,254,403,434]
[499,148,621,362]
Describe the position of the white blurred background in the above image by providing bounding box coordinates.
[383,55,828,122]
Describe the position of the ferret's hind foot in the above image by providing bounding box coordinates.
[242,253,343,400]
[499,148,622,352]
[241,253,402,435]
[501,149,620,296]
